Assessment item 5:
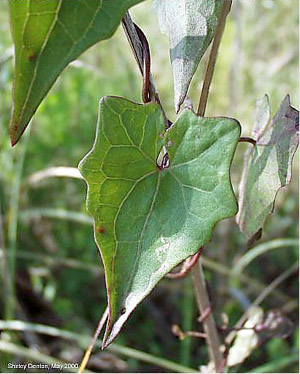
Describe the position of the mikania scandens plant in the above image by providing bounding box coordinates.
[79,96,241,348]
[7,0,299,372]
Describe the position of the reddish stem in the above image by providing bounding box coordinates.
[239,137,256,147]
[166,248,203,279]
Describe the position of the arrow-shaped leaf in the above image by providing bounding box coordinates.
[154,0,222,112]
[8,0,144,145]
[237,95,299,243]
[79,96,240,346]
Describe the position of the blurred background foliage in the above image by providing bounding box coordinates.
[0,0,298,372]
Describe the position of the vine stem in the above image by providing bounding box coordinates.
[197,0,233,116]
[191,259,223,371]
[78,307,108,373]
[193,1,233,372]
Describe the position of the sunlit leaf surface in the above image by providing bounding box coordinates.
[9,0,143,145]
[79,96,240,346]
[154,0,221,112]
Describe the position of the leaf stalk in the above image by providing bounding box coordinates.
[193,1,233,371]
[192,259,223,371]
[197,0,233,116]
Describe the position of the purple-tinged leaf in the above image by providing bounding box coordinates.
[237,95,299,243]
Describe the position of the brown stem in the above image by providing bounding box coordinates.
[197,0,233,116]
[192,1,233,371]
[166,248,202,279]
[198,304,212,324]
[78,307,108,373]
[172,324,207,340]
[192,260,223,372]
[239,137,256,146]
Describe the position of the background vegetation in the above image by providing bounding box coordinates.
[0,0,298,372]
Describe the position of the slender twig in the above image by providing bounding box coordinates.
[197,0,233,116]
[239,137,257,147]
[192,259,223,371]
[172,324,207,340]
[78,307,108,373]
[252,261,298,308]
[185,331,207,339]
[192,1,233,371]
[166,248,202,279]
[226,261,299,346]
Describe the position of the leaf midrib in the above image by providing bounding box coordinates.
[121,171,162,303]
[18,0,63,122]
[17,0,105,125]
[104,99,156,166]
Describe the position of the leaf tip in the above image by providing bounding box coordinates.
[101,339,109,350]
[102,304,135,349]
[10,137,18,147]
[174,95,184,114]
[101,325,117,350]
[284,93,291,104]
[247,229,263,248]
[9,120,20,147]
[9,113,30,146]
[173,79,188,115]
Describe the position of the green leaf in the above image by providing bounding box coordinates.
[8,0,143,145]
[79,96,240,346]
[237,95,299,242]
[154,0,222,112]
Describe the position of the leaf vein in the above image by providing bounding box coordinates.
[122,172,161,302]
[18,0,63,122]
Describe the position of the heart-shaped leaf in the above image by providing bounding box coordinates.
[8,0,144,145]
[154,0,222,112]
[79,96,240,347]
[237,95,299,243]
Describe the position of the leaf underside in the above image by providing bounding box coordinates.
[79,96,240,347]
[154,0,222,112]
[237,95,299,243]
[8,0,143,145]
